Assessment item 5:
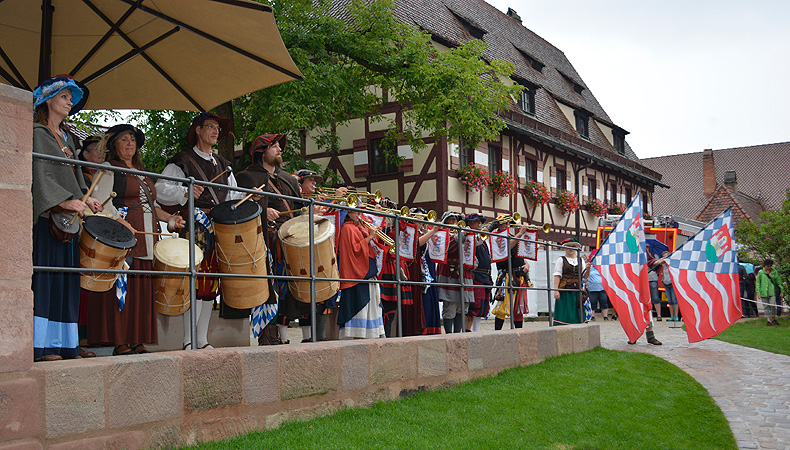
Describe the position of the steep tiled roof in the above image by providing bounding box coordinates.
[643,142,790,219]
[328,0,660,185]
[696,185,764,228]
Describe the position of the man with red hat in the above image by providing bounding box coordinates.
[236,134,302,344]
[155,112,245,350]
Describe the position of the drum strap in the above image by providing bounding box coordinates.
[136,175,159,236]
[185,151,221,206]
[266,177,293,220]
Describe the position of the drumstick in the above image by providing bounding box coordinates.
[134,230,179,238]
[232,181,267,210]
[208,166,232,184]
[278,207,307,216]
[69,169,104,225]
[101,192,117,208]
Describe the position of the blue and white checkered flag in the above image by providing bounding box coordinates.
[251,303,278,338]
[115,261,129,311]
[251,250,278,338]
[194,207,213,232]
[421,255,434,293]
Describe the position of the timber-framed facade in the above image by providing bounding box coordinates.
[306,0,665,248]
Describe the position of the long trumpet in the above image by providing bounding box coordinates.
[407,210,437,222]
[349,194,404,216]
[319,187,382,203]
[512,223,551,233]
[495,212,521,224]
[357,219,396,254]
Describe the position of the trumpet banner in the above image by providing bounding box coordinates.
[516,230,538,260]
[427,229,450,264]
[399,222,417,262]
[490,228,510,263]
[462,233,476,269]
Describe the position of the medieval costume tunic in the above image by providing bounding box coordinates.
[32,124,88,360]
[378,222,413,336]
[87,160,159,346]
[337,219,384,339]
[493,247,530,326]
[235,163,312,328]
[436,233,475,305]
[553,255,586,325]
[421,247,443,335]
[402,228,427,336]
[470,236,492,319]
[157,147,237,301]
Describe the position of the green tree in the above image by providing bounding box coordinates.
[76,0,521,177]
[737,188,790,293]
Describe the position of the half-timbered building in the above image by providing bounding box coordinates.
[306,0,665,248]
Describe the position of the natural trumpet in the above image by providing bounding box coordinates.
[516,223,551,233]
[357,218,396,254]
[348,188,382,203]
[408,210,437,222]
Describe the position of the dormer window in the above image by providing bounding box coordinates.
[574,110,590,139]
[559,71,585,95]
[449,10,486,40]
[515,47,544,73]
[514,78,537,115]
[613,131,625,155]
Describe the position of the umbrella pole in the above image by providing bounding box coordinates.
[39,0,54,84]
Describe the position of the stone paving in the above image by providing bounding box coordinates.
[586,317,790,450]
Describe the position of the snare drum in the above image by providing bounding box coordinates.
[79,216,136,292]
[153,238,204,315]
[279,215,339,303]
[209,200,269,309]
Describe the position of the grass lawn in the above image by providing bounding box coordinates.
[714,315,790,356]
[179,348,735,450]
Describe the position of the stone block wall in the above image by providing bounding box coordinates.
[0,85,601,450]
[1,326,599,450]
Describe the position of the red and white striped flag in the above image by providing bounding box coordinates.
[665,208,741,342]
[591,195,651,343]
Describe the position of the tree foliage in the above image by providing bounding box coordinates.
[737,188,790,291]
[75,0,521,177]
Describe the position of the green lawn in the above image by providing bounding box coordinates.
[714,315,790,356]
[178,348,735,450]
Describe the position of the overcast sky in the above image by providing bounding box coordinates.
[485,0,790,159]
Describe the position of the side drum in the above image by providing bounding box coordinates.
[279,215,339,303]
[79,216,136,292]
[153,238,204,315]
[209,200,269,309]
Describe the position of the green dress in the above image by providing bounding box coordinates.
[554,256,583,325]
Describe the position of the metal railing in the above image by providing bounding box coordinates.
[32,151,587,347]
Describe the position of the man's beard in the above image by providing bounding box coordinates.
[263,153,282,167]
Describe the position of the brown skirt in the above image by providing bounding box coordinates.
[87,259,158,346]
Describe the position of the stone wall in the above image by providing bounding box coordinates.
[0,84,601,450]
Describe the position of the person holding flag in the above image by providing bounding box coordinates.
[663,208,742,342]
[591,194,661,345]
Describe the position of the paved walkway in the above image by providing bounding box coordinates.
[589,317,790,450]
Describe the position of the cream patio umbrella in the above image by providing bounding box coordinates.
[0,0,303,111]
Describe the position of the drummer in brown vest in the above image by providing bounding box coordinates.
[155,112,246,350]
[236,134,302,345]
